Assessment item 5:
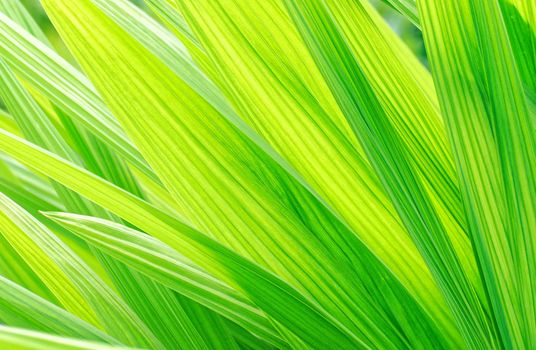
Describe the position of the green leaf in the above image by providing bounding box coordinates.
[0,6,226,348]
[0,0,50,44]
[499,0,536,96]
[142,0,199,48]
[418,0,536,348]
[0,129,361,349]
[379,0,419,27]
[43,211,287,349]
[0,275,118,344]
[0,12,154,180]
[313,0,474,283]
[0,110,21,137]
[0,192,163,349]
[0,9,215,348]
[0,1,532,348]
[0,326,138,350]
[0,193,100,326]
[283,0,493,348]
[0,228,57,304]
[0,131,282,347]
[41,0,455,348]
[377,0,536,101]
[173,2,464,337]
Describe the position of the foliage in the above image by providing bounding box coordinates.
[0,0,534,349]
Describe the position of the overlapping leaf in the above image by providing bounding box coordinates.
[0,0,532,348]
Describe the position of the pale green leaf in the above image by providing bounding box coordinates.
[0,326,138,350]
[418,0,536,348]
[41,0,451,348]
[0,192,163,349]
[43,212,288,349]
[0,275,118,344]
[283,0,493,348]
[173,2,460,337]
[0,129,361,349]
[0,12,154,179]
